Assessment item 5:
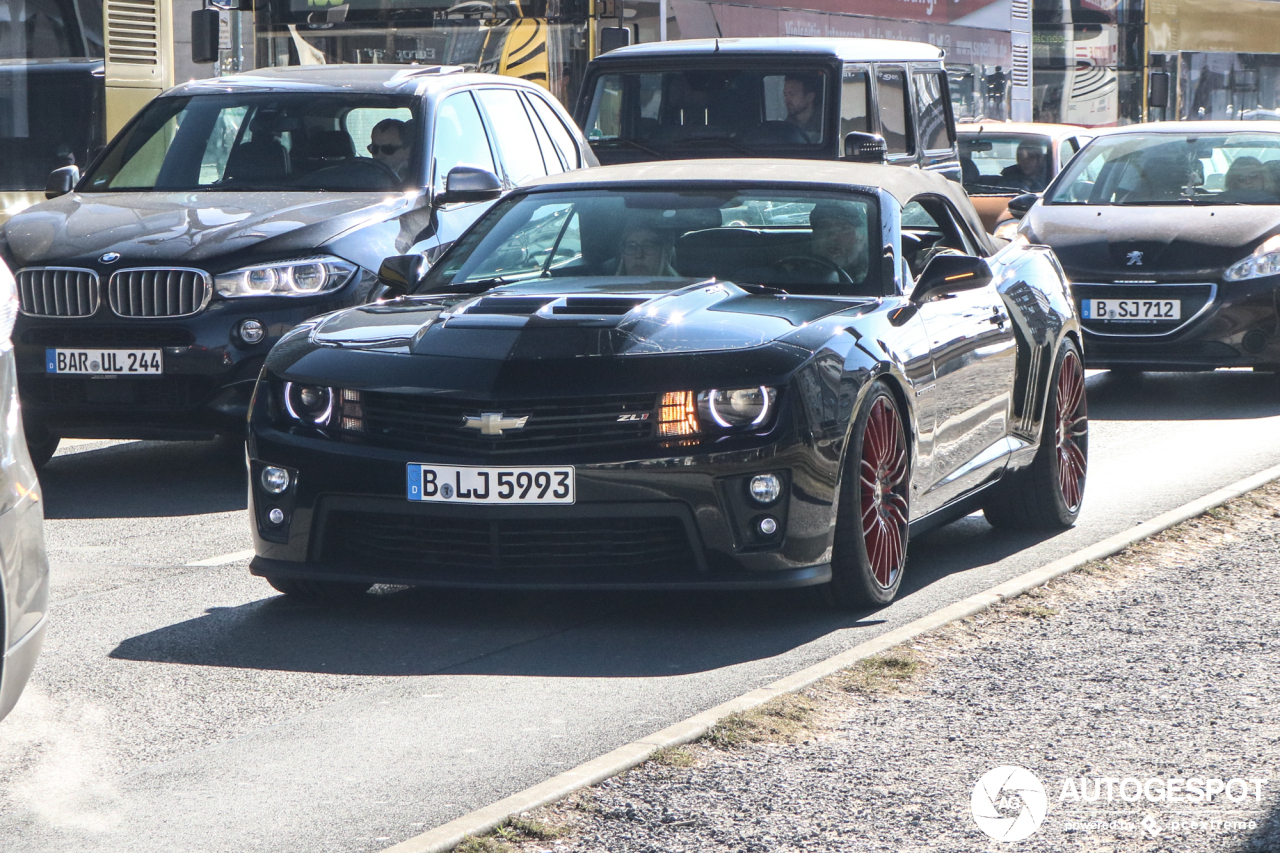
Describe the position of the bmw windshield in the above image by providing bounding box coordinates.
[1047,132,1280,205]
[82,92,420,193]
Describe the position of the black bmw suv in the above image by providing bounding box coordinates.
[0,64,594,464]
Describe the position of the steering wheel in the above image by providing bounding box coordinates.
[298,157,403,191]
[769,255,855,285]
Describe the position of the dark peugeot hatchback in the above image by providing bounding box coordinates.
[0,65,594,464]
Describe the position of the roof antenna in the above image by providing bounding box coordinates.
[715,38,720,52]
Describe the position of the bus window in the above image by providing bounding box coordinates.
[876,68,913,156]
[841,67,870,138]
[913,70,951,152]
[432,92,495,193]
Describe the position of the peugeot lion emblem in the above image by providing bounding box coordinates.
[1126,250,1144,266]
[462,412,529,436]
[99,252,121,264]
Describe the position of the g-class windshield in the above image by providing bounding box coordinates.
[582,68,833,156]
[1048,132,1280,205]
[83,92,420,193]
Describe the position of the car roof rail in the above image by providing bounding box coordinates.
[389,65,466,81]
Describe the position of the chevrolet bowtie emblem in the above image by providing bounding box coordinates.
[462,412,529,436]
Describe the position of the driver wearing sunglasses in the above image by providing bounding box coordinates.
[368,118,414,179]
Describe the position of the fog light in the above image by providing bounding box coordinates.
[749,473,782,504]
[758,516,778,536]
[1243,329,1268,353]
[267,507,285,525]
[239,318,266,344]
[261,466,290,494]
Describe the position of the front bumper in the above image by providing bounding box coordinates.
[248,423,840,591]
[1073,276,1280,370]
[14,299,347,440]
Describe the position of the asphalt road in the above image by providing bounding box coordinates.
[3,370,1280,853]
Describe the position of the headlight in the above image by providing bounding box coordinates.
[1225,236,1280,282]
[215,256,357,298]
[282,382,335,426]
[658,387,778,437]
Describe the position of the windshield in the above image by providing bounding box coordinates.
[420,188,882,297]
[960,133,1052,195]
[583,68,832,153]
[1047,132,1280,206]
[82,92,420,193]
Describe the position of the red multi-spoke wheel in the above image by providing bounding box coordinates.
[824,382,910,608]
[859,396,909,589]
[983,339,1089,529]
[1056,349,1088,513]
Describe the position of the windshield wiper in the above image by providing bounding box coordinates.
[594,137,664,158]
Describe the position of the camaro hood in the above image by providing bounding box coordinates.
[1024,204,1280,279]
[305,278,874,359]
[0,191,412,268]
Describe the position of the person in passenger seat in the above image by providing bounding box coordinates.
[808,201,869,281]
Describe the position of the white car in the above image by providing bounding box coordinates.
[0,256,49,722]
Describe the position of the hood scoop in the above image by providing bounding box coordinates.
[445,294,654,327]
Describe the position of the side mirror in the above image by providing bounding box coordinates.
[434,166,503,207]
[45,165,80,199]
[1006,192,1039,219]
[377,254,427,297]
[842,132,888,164]
[191,9,220,64]
[910,254,994,304]
[600,26,633,53]
[1148,71,1171,110]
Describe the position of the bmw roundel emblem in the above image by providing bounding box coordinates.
[99,252,121,264]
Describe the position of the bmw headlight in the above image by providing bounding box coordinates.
[215,256,358,298]
[1225,236,1280,282]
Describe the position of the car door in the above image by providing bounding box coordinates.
[412,90,502,259]
[904,195,1018,513]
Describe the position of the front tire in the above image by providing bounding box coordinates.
[984,339,1088,529]
[266,576,372,602]
[24,425,59,470]
[822,382,910,609]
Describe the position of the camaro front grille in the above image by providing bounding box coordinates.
[320,511,699,575]
[16,268,100,317]
[108,268,211,318]
[358,392,659,454]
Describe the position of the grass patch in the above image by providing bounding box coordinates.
[1016,603,1058,619]
[494,816,567,843]
[703,694,817,748]
[650,745,697,767]
[455,837,510,853]
[837,650,925,695]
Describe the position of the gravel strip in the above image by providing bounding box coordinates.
[494,487,1280,853]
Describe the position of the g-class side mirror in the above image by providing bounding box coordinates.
[1007,192,1040,219]
[377,254,427,297]
[45,165,80,199]
[434,166,503,207]
[910,254,994,304]
[842,132,888,164]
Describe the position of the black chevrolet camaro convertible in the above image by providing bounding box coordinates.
[247,161,1087,608]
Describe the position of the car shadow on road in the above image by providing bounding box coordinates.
[40,437,247,519]
[1086,369,1280,421]
[107,514,1055,679]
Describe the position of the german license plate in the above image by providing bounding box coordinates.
[45,348,163,375]
[407,464,575,504]
[1082,299,1181,322]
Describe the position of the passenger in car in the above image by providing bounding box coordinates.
[783,74,823,143]
[615,225,679,277]
[808,201,869,282]
[1000,140,1050,192]
[368,119,414,179]
[1221,156,1278,202]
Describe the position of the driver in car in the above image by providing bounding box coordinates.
[808,201,869,282]
[368,119,414,179]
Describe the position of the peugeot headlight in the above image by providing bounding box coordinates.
[993,219,1022,242]
[1225,236,1280,282]
[658,387,778,437]
[215,256,358,298]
